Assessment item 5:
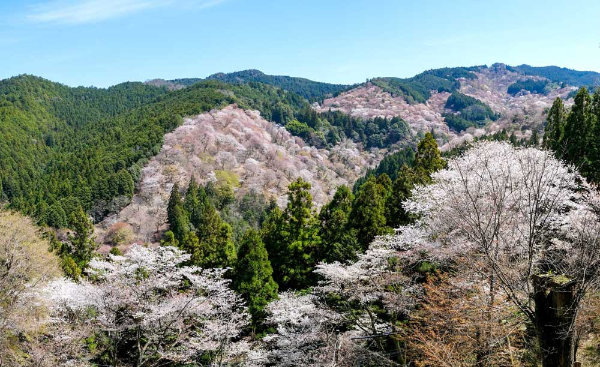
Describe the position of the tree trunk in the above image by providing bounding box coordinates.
[532,274,578,367]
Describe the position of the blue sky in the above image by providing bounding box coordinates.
[1,0,599,87]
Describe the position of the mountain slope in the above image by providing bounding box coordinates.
[0,77,318,225]
[509,64,600,87]
[317,64,575,150]
[96,105,381,245]
[147,69,350,102]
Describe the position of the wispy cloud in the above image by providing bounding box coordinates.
[28,0,225,25]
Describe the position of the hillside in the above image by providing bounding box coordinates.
[146,69,350,102]
[96,105,381,246]
[0,76,326,225]
[317,63,574,150]
[509,64,600,87]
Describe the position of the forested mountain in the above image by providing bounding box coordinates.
[370,66,480,104]
[318,63,574,150]
[509,64,600,87]
[205,69,350,102]
[4,63,600,366]
[147,69,350,102]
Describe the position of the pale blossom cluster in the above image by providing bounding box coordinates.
[44,245,251,366]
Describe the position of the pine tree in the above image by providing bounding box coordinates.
[233,230,278,327]
[543,97,567,152]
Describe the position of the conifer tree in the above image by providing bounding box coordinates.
[543,97,567,152]
[349,176,391,250]
[589,90,600,182]
[262,178,320,290]
[563,88,592,170]
[318,185,359,263]
[414,132,446,180]
[233,229,278,327]
[386,165,424,228]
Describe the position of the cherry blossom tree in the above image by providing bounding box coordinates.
[403,141,600,367]
[44,245,252,367]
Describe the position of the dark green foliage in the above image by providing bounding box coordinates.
[507,79,549,96]
[317,186,359,263]
[205,69,350,102]
[371,66,480,104]
[318,110,411,149]
[443,91,498,132]
[233,230,278,327]
[562,88,593,171]
[50,208,97,278]
[262,178,321,290]
[413,132,446,177]
[165,179,236,269]
[353,147,416,191]
[348,176,391,250]
[353,133,445,231]
[385,165,423,228]
[542,87,600,183]
[510,64,600,87]
[543,98,567,151]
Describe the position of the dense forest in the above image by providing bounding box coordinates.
[3,67,600,366]
[370,66,480,104]
[507,79,550,95]
[442,90,498,131]
[154,69,351,103]
[0,76,409,231]
[509,64,600,87]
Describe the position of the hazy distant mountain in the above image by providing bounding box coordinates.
[146,69,350,102]
[509,64,600,87]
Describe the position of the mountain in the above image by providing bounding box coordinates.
[0,76,318,225]
[316,63,575,151]
[95,105,381,246]
[147,69,350,102]
[509,64,600,87]
[0,63,594,231]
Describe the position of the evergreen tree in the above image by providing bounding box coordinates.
[543,97,567,152]
[529,129,539,147]
[414,132,445,180]
[349,176,391,250]
[233,230,278,327]
[318,185,359,263]
[62,208,97,278]
[167,184,183,230]
[262,178,321,290]
[563,88,592,171]
[589,90,600,182]
[386,165,424,228]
